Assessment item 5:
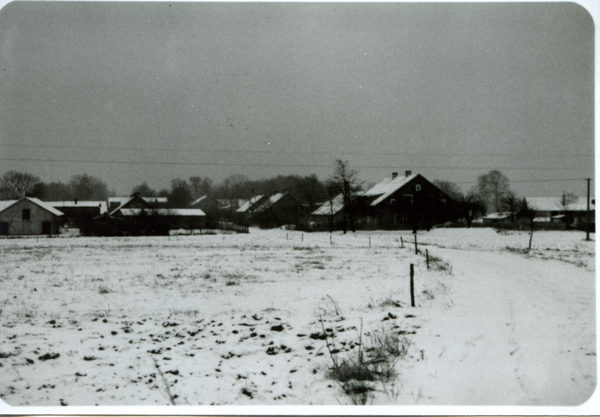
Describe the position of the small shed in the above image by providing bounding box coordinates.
[0,197,64,236]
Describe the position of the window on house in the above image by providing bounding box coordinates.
[415,184,421,192]
[402,194,413,205]
[22,209,30,220]
[390,198,396,206]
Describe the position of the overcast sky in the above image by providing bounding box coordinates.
[0,1,595,197]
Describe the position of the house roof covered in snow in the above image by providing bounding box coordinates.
[0,197,64,217]
[525,197,594,212]
[118,208,206,217]
[109,196,168,206]
[236,195,265,213]
[312,194,345,216]
[483,212,509,220]
[48,201,108,213]
[362,174,418,206]
[253,193,289,213]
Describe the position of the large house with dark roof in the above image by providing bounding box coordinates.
[311,171,458,231]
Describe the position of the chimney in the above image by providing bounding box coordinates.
[392,172,398,179]
[74,198,77,204]
[405,170,412,177]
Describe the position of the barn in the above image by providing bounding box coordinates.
[0,197,64,236]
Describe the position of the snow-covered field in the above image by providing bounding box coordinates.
[0,227,596,412]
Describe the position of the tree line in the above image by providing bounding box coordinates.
[0,165,578,223]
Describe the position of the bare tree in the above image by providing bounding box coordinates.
[477,170,511,213]
[433,179,463,202]
[0,171,41,200]
[132,182,158,198]
[69,173,109,201]
[331,160,362,234]
[558,191,579,211]
[520,198,537,252]
[501,191,522,223]
[460,188,486,228]
[189,176,213,199]
[168,178,193,208]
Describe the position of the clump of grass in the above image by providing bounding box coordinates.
[98,286,111,294]
[421,289,435,301]
[367,325,410,359]
[341,380,375,405]
[321,318,409,404]
[428,254,453,274]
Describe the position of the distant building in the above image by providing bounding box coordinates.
[312,171,458,231]
[0,197,64,236]
[190,196,223,221]
[236,195,269,223]
[251,192,301,228]
[525,196,595,228]
[108,195,168,212]
[47,200,107,225]
[311,194,345,229]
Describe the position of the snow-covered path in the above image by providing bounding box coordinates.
[404,247,596,405]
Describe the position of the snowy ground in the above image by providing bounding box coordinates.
[0,227,596,413]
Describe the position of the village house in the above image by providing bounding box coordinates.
[108,195,168,212]
[190,195,223,222]
[0,197,64,236]
[311,171,458,231]
[236,195,269,224]
[251,192,301,228]
[103,194,206,235]
[310,194,345,230]
[47,199,107,226]
[524,196,595,230]
[358,171,458,230]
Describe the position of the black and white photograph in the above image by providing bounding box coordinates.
[0,0,596,412]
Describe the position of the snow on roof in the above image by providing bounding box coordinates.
[0,200,17,212]
[191,196,209,206]
[109,196,168,205]
[119,208,205,217]
[525,197,594,212]
[0,197,64,216]
[48,201,108,213]
[362,174,418,206]
[312,194,345,216]
[237,195,264,213]
[253,193,287,213]
[483,212,509,220]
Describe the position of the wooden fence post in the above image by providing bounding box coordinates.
[414,235,418,254]
[426,249,429,270]
[330,235,332,246]
[286,233,288,241]
[410,263,415,307]
[401,236,404,248]
[302,234,304,242]
[369,236,371,248]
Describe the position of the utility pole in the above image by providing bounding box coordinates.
[586,178,591,241]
